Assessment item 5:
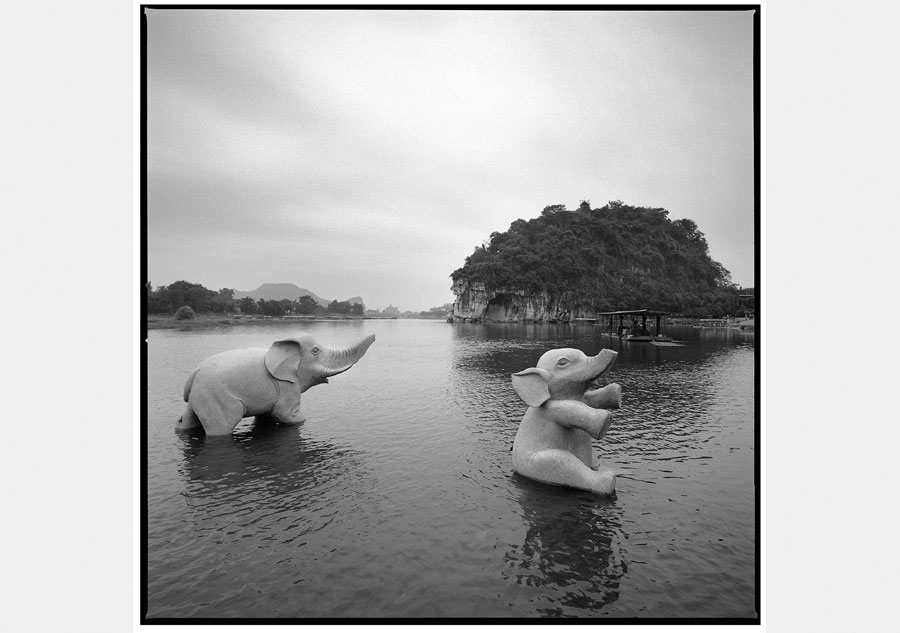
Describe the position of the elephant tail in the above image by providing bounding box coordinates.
[183,368,199,402]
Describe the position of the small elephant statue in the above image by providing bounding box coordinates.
[511,347,621,495]
[177,332,375,436]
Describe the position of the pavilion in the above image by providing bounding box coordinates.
[596,309,672,341]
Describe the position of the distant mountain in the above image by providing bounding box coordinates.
[233,283,364,309]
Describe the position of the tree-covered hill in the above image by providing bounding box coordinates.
[451,201,746,317]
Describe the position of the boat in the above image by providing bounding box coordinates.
[596,308,673,342]
[695,316,755,331]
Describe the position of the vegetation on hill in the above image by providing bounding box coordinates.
[145,282,450,319]
[450,201,751,317]
[233,283,330,306]
[365,303,454,319]
[146,281,364,317]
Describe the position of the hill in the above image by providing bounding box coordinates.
[449,201,742,322]
[233,283,364,309]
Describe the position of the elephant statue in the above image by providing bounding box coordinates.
[176,332,375,436]
[511,347,621,495]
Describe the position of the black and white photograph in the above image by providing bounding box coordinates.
[141,3,759,622]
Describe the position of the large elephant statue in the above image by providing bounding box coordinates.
[511,347,621,495]
[177,332,375,436]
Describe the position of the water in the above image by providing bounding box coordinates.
[145,320,757,619]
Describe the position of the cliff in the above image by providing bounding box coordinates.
[450,278,597,323]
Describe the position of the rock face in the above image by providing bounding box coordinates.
[450,278,598,323]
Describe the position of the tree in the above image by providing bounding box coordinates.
[147,283,170,313]
[238,296,258,314]
[211,288,236,313]
[296,295,321,315]
[174,305,195,320]
[161,280,217,313]
[279,299,294,315]
[327,300,353,315]
[146,280,217,314]
[257,299,285,317]
[541,204,567,216]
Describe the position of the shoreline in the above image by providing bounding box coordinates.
[145,314,411,330]
[145,313,754,331]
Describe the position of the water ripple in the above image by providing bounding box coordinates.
[146,321,756,619]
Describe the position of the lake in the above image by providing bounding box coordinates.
[144,319,757,620]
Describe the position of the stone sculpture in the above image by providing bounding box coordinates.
[177,333,375,436]
[511,347,621,495]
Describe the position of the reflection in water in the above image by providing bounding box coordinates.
[446,324,737,482]
[148,419,367,618]
[147,321,755,619]
[176,419,361,503]
[504,479,626,617]
[445,323,754,617]
[448,326,631,616]
[605,345,754,490]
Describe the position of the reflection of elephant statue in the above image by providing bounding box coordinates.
[511,347,621,495]
[176,333,375,436]
[175,423,358,498]
[503,483,626,615]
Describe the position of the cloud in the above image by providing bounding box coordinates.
[146,9,756,310]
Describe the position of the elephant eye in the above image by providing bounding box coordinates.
[311,346,320,355]
[557,358,569,367]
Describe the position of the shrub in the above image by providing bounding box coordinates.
[174,305,196,320]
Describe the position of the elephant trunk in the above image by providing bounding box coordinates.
[323,334,376,377]
[586,348,618,379]
[581,349,620,409]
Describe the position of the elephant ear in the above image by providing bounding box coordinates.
[265,339,303,383]
[511,367,552,408]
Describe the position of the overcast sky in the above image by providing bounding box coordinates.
[146,8,755,312]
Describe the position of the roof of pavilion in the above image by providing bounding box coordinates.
[596,309,670,317]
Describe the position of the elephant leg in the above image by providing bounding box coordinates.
[270,387,306,425]
[192,396,246,436]
[522,449,616,496]
[175,404,202,432]
[271,407,307,425]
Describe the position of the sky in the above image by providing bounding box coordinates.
[146,8,755,312]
